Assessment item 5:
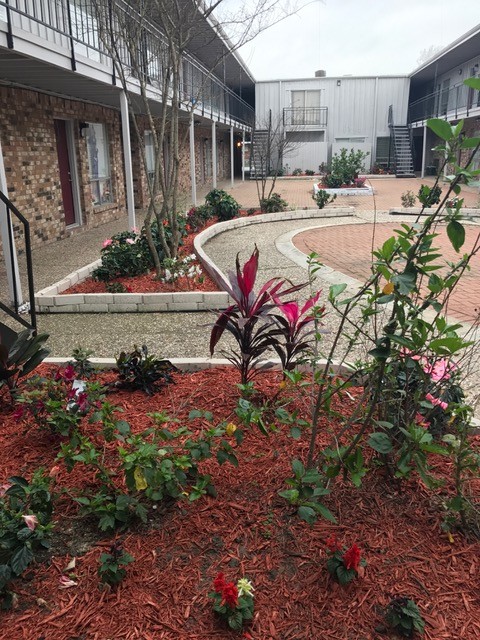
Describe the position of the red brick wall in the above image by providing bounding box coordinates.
[0,86,126,249]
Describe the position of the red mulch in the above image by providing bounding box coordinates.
[2,365,480,639]
[63,210,263,296]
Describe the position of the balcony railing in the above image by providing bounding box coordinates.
[0,0,254,126]
[409,80,480,123]
[283,107,328,127]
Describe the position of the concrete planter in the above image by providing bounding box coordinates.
[36,208,354,314]
[313,182,374,197]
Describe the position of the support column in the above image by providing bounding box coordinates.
[212,121,217,189]
[421,124,427,178]
[230,126,234,188]
[241,130,245,182]
[0,137,23,305]
[190,113,197,206]
[120,91,135,229]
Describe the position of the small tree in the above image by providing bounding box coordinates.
[92,0,314,275]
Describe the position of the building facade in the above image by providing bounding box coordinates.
[255,73,410,173]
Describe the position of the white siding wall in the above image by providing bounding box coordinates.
[256,75,409,172]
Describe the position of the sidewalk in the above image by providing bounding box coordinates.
[2,176,477,361]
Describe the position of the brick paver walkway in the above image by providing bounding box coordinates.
[226,176,479,210]
[293,222,480,323]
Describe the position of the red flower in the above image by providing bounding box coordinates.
[325,534,342,553]
[64,365,76,382]
[343,544,361,571]
[221,582,239,608]
[213,572,226,593]
[12,406,24,420]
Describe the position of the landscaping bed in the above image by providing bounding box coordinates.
[1,363,480,639]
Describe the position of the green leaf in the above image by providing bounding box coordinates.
[10,546,33,576]
[447,220,465,252]
[329,283,347,300]
[297,505,317,525]
[427,118,453,141]
[289,426,302,440]
[291,459,305,478]
[460,137,480,149]
[278,489,299,503]
[368,432,393,454]
[464,78,480,90]
[0,565,12,590]
[310,501,337,523]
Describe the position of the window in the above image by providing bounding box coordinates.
[86,123,112,206]
[291,90,321,125]
[335,137,366,143]
[0,6,6,21]
[144,131,155,185]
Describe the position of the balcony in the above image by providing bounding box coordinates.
[409,80,480,125]
[0,0,254,127]
[283,107,328,128]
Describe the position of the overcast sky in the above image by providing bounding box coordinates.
[237,1,480,80]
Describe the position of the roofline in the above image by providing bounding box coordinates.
[255,75,410,83]
[409,22,480,78]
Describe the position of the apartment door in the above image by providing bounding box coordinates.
[54,119,76,226]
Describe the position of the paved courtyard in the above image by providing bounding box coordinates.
[293,222,480,324]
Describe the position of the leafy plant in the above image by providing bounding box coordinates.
[92,230,151,282]
[115,345,178,395]
[0,329,49,394]
[323,174,343,188]
[305,169,315,176]
[75,491,147,532]
[329,148,369,185]
[105,281,131,293]
[186,204,213,232]
[161,254,203,288]
[292,168,303,176]
[278,459,336,524]
[401,190,417,207]
[313,189,337,209]
[68,346,95,379]
[210,573,254,631]
[210,247,305,383]
[260,192,288,213]
[98,541,134,587]
[205,189,239,222]
[0,472,54,608]
[418,184,442,207]
[384,596,425,637]
[324,535,366,585]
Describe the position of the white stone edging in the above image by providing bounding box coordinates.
[36,208,353,314]
[313,183,374,197]
[389,207,480,217]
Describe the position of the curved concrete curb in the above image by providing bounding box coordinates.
[36,207,354,314]
[389,207,480,218]
[194,207,354,290]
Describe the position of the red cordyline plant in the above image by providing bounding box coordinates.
[325,535,366,585]
[210,247,308,383]
[272,292,325,373]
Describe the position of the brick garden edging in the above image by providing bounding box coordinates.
[36,207,354,313]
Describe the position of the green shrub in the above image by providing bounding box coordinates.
[205,189,240,222]
[329,148,369,185]
[0,329,49,393]
[323,174,343,188]
[115,345,178,395]
[260,193,288,213]
[313,189,337,209]
[401,190,417,207]
[418,184,442,207]
[186,204,213,231]
[305,169,315,176]
[292,168,303,176]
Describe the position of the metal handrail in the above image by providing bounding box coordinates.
[409,79,480,123]
[0,190,36,333]
[0,0,254,126]
[283,107,328,127]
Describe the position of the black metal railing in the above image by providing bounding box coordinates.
[0,0,254,126]
[283,107,328,127]
[409,80,480,123]
[0,191,36,333]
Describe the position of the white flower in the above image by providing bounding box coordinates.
[164,269,172,281]
[59,575,78,589]
[237,578,254,597]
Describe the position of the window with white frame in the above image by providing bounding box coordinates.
[144,131,155,185]
[291,90,321,125]
[86,123,112,206]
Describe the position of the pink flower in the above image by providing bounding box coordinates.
[102,238,113,248]
[126,238,135,245]
[63,365,76,382]
[423,358,456,382]
[131,227,139,234]
[49,466,60,478]
[59,575,78,589]
[415,412,431,428]
[399,348,422,362]
[22,514,39,531]
[425,393,448,411]
[12,406,24,420]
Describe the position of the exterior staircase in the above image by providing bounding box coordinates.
[388,105,415,177]
[391,125,415,177]
[250,129,270,178]
[0,190,37,350]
